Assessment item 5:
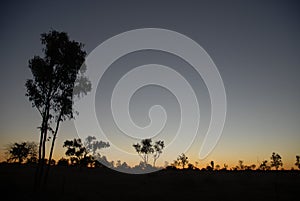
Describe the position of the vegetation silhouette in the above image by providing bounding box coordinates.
[172,153,189,169]
[63,136,109,167]
[259,160,271,170]
[133,139,165,167]
[14,27,300,199]
[5,141,38,164]
[296,155,300,170]
[270,152,283,170]
[1,140,299,201]
[25,29,91,187]
[3,145,299,172]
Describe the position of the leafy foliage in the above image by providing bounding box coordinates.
[133,139,164,166]
[270,152,283,170]
[6,142,38,164]
[84,136,110,155]
[259,160,270,170]
[63,136,110,167]
[173,153,189,169]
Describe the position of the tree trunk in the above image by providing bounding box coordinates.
[44,112,62,185]
[34,112,46,191]
[39,101,51,188]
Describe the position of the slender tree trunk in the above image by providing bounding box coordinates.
[38,119,44,163]
[153,158,156,167]
[39,101,51,187]
[44,112,62,185]
[34,112,46,191]
[153,154,160,167]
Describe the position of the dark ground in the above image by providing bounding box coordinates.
[0,164,299,201]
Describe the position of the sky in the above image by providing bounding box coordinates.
[0,0,299,169]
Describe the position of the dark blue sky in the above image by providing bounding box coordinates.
[0,0,299,168]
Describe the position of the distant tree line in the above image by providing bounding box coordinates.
[166,152,294,171]
[4,140,300,171]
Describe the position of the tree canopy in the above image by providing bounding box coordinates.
[6,141,37,164]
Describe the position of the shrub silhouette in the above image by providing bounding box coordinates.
[6,141,37,164]
[295,155,300,170]
[63,136,109,167]
[57,158,69,166]
[259,160,270,170]
[270,152,283,170]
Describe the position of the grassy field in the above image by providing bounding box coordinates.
[0,164,299,201]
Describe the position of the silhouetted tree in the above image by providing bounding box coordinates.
[153,140,164,167]
[94,155,114,168]
[25,30,91,185]
[6,142,37,164]
[57,158,69,166]
[171,160,179,169]
[116,160,122,168]
[176,153,189,169]
[133,139,153,164]
[245,164,256,170]
[26,155,38,165]
[259,160,270,170]
[187,163,196,170]
[63,138,86,165]
[115,161,130,170]
[295,155,300,170]
[222,163,228,171]
[80,155,95,167]
[63,136,109,167]
[133,139,164,166]
[270,152,283,170]
[210,161,215,170]
[238,160,244,170]
[84,136,110,155]
[206,165,213,171]
[215,164,220,171]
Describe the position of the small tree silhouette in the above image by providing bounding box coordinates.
[84,136,110,155]
[238,160,244,170]
[270,152,283,170]
[63,136,109,167]
[176,153,189,169]
[153,140,164,167]
[57,158,69,166]
[210,161,215,170]
[187,163,196,170]
[295,155,300,170]
[133,139,164,166]
[63,138,86,165]
[133,139,153,164]
[218,163,228,171]
[6,142,37,164]
[259,160,270,170]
